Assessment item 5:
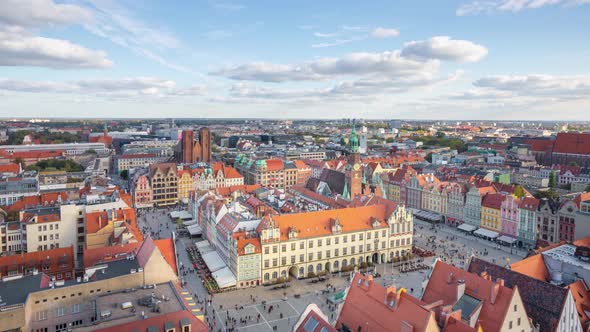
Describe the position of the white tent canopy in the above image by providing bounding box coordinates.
[497,235,517,244]
[195,240,214,254]
[212,267,237,288]
[201,251,225,272]
[187,224,202,236]
[183,219,197,226]
[170,210,193,220]
[474,228,499,239]
[457,224,477,232]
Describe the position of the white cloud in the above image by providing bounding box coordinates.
[0,77,205,99]
[456,0,589,15]
[371,27,400,38]
[83,0,189,72]
[473,74,590,97]
[0,26,112,68]
[313,32,339,38]
[0,0,92,27]
[211,50,439,82]
[401,36,488,62]
[311,38,359,48]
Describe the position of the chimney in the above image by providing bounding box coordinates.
[490,283,500,304]
[456,280,466,301]
[496,278,505,287]
[447,272,454,284]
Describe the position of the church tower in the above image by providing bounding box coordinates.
[347,121,362,199]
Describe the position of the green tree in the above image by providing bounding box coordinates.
[534,189,560,200]
[585,184,590,192]
[513,185,526,198]
[569,161,579,167]
[548,171,556,188]
[120,170,129,180]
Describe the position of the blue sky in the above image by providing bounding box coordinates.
[0,0,589,120]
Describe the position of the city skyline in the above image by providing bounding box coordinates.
[1,0,589,120]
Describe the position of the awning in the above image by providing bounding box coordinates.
[183,219,197,226]
[474,228,499,239]
[457,224,477,232]
[201,251,225,272]
[195,240,214,254]
[187,224,202,236]
[170,211,193,220]
[212,267,237,288]
[497,235,517,244]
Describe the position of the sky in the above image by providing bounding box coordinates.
[0,0,589,120]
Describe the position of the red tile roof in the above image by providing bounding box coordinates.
[0,246,74,278]
[336,273,438,332]
[154,238,178,274]
[553,133,590,155]
[266,159,284,171]
[422,260,517,332]
[215,184,261,197]
[0,163,20,173]
[509,254,549,282]
[568,280,590,328]
[574,192,590,209]
[481,193,505,209]
[257,205,391,241]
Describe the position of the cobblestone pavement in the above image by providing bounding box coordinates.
[137,208,529,331]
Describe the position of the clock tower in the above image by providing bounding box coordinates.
[347,121,362,199]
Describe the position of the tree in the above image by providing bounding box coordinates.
[548,171,556,188]
[13,157,25,169]
[534,189,560,200]
[513,185,526,198]
[585,184,590,192]
[120,170,129,180]
[569,161,579,167]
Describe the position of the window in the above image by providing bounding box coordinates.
[72,303,81,313]
[56,307,65,317]
[264,247,269,254]
[35,310,48,321]
[300,242,304,249]
[343,236,348,243]
[291,243,296,250]
[351,234,356,242]
[359,233,363,241]
[281,257,286,266]
[318,239,322,247]
[509,321,513,329]
[326,238,331,246]
[513,304,517,312]
[300,254,304,262]
[517,318,521,326]
[308,253,313,261]
[309,240,313,248]
[317,252,322,259]
[367,232,371,239]
[273,246,278,254]
[264,260,269,268]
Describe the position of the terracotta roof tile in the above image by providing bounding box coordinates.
[336,273,437,332]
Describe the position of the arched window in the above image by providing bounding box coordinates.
[342,259,348,267]
[308,265,314,273]
[281,270,287,278]
[333,261,339,269]
[299,267,304,276]
[316,263,322,272]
